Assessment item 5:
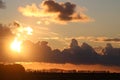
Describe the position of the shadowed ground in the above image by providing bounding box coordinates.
[0,64,120,80]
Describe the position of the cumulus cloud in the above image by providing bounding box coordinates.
[19,39,120,66]
[0,0,5,9]
[18,0,93,24]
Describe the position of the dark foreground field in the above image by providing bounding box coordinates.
[1,72,120,80]
[25,73,120,80]
[0,64,120,80]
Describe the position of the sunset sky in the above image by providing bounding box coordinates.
[0,0,120,49]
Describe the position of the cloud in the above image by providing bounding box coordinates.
[93,37,120,43]
[18,0,93,24]
[19,39,120,66]
[1,27,120,67]
[65,36,120,44]
[0,0,5,9]
[0,24,13,38]
[103,38,120,42]
[0,24,14,58]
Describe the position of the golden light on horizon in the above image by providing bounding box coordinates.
[11,38,22,53]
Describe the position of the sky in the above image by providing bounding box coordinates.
[0,0,120,49]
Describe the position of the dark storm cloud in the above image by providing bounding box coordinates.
[43,0,88,21]
[0,0,5,9]
[43,0,76,21]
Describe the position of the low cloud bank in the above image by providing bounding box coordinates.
[0,24,120,66]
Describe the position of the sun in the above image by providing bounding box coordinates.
[10,23,33,53]
[11,38,22,53]
[25,27,33,35]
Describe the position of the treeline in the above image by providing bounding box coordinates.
[0,64,120,80]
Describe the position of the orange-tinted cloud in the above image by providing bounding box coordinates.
[93,37,120,43]
[18,0,93,24]
[65,36,120,43]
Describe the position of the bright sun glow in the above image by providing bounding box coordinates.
[25,27,33,35]
[10,24,33,53]
[11,38,22,53]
